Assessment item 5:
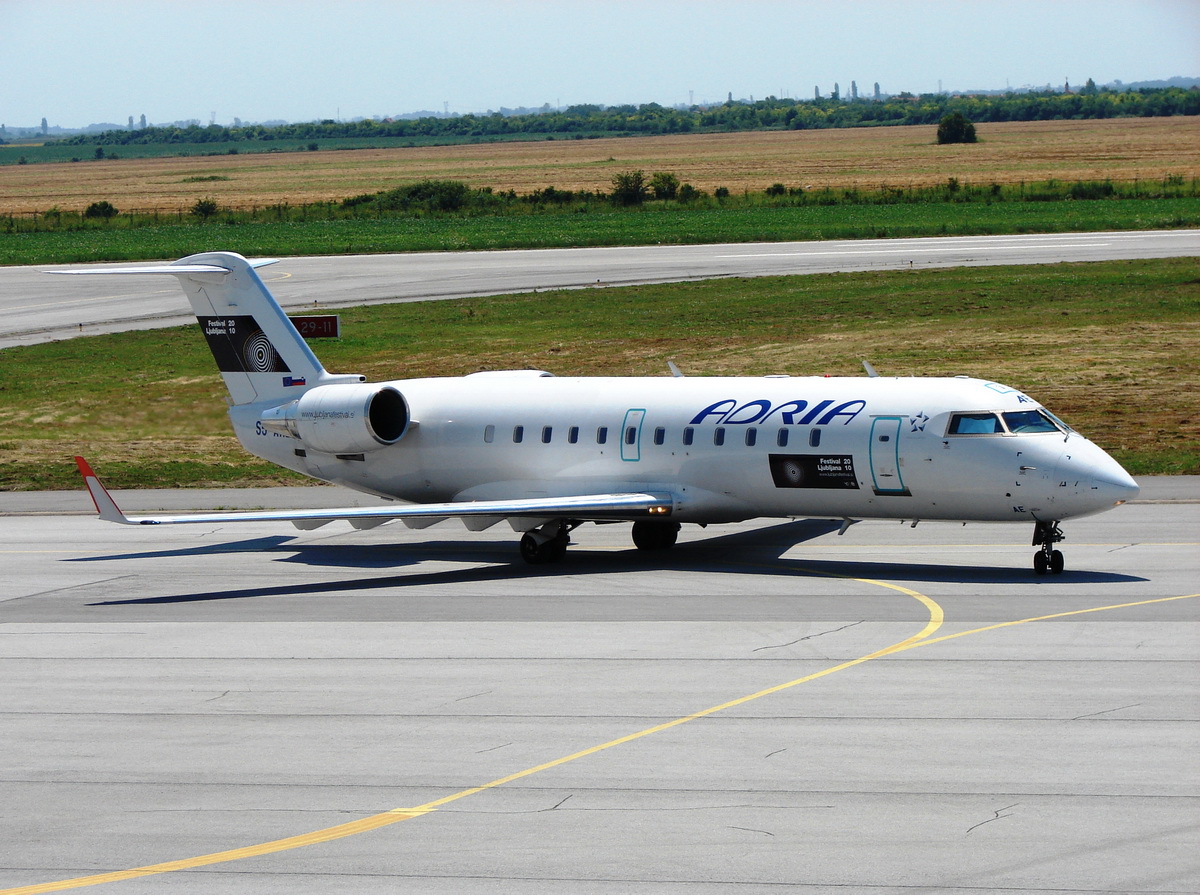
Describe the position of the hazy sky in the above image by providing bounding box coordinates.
[3,0,1198,128]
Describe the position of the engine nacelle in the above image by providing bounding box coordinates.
[260,384,410,454]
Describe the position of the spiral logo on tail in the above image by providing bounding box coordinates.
[244,332,279,373]
[199,316,291,374]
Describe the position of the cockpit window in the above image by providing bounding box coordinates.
[1002,410,1062,434]
[1041,408,1075,433]
[947,412,1004,435]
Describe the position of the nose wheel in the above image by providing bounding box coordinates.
[1032,520,1065,575]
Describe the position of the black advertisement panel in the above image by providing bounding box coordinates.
[199,316,290,373]
[769,454,859,489]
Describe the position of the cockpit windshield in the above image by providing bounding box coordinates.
[947,409,1069,436]
[1002,410,1061,434]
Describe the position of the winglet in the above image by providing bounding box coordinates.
[75,457,135,524]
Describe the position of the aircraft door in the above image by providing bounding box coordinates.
[621,409,646,461]
[869,416,910,495]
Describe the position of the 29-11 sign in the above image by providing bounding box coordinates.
[290,315,340,338]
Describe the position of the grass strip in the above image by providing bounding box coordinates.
[3,198,1199,266]
[1,257,1196,490]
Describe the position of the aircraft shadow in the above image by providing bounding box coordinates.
[66,536,298,563]
[80,519,1144,606]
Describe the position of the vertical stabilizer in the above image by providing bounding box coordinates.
[169,252,332,405]
[53,252,359,405]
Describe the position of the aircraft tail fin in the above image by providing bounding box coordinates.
[52,252,360,405]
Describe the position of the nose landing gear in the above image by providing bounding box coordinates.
[1032,520,1065,575]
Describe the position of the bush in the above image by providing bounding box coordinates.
[1068,180,1115,200]
[83,200,119,219]
[611,170,648,205]
[937,112,977,144]
[190,197,219,219]
[650,172,680,200]
[765,183,787,197]
[345,181,474,213]
[530,186,576,204]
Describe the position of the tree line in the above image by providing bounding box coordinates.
[63,87,1199,147]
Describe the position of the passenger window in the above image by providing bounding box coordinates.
[745,428,757,447]
[625,426,637,445]
[714,427,726,446]
[777,428,789,447]
[1002,410,1060,434]
[653,427,665,446]
[809,428,821,447]
[513,425,524,443]
[682,427,694,446]
[542,426,553,443]
[568,426,579,444]
[484,424,495,444]
[596,426,608,445]
[948,412,1004,435]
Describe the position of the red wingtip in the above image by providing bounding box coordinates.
[74,456,128,523]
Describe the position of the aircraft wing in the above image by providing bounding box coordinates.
[75,458,675,528]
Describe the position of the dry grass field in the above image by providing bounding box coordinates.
[2,117,1197,213]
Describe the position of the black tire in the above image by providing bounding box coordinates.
[1034,551,1048,575]
[1050,549,1064,574]
[632,520,680,551]
[549,531,570,562]
[520,530,568,564]
[520,532,548,564]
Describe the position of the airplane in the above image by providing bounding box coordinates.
[58,251,1139,574]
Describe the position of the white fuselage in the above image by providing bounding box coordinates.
[231,372,1138,526]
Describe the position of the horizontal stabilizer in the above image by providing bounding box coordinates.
[48,259,279,277]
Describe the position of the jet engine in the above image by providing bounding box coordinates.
[260,384,410,454]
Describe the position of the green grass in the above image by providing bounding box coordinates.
[0,134,595,165]
[1,258,1196,490]
[3,198,1199,265]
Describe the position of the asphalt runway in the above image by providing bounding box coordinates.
[2,229,1197,348]
[1,483,1196,894]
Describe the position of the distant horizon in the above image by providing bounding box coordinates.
[6,74,1198,135]
[3,0,1197,132]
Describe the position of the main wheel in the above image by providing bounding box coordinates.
[520,529,570,564]
[632,520,680,551]
[548,530,570,562]
[1034,551,1048,575]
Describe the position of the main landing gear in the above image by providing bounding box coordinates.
[631,520,681,551]
[519,521,576,564]
[518,519,683,564]
[1032,520,1065,575]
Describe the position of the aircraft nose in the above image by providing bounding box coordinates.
[1091,466,1140,506]
[1052,442,1139,517]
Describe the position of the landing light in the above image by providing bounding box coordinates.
[648,506,672,516]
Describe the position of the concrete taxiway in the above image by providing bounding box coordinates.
[0,482,1196,894]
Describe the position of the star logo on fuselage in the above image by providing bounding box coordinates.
[910,412,929,432]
